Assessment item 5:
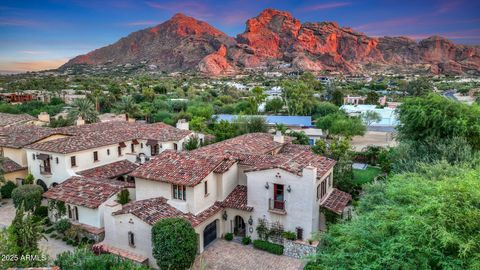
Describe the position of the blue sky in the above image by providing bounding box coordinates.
[0,0,479,72]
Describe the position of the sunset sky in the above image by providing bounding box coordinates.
[0,0,479,73]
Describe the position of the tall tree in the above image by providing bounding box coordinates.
[114,96,140,119]
[406,77,432,96]
[68,98,98,123]
[362,111,381,126]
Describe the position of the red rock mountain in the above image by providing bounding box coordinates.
[63,9,480,75]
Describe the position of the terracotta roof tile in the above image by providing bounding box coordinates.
[0,113,36,127]
[320,188,352,215]
[222,185,253,212]
[43,176,131,208]
[2,157,25,173]
[0,125,69,148]
[78,160,139,179]
[26,122,191,154]
[113,197,223,227]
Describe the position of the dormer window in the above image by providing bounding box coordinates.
[93,151,99,162]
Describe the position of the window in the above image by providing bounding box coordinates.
[69,205,78,221]
[93,151,99,162]
[173,143,178,151]
[173,184,186,200]
[71,156,76,167]
[32,153,36,160]
[55,157,59,164]
[204,181,208,196]
[317,180,327,200]
[273,184,285,210]
[296,227,303,240]
[107,149,110,155]
[67,205,72,218]
[131,143,135,153]
[118,146,122,156]
[151,144,159,156]
[140,143,144,148]
[73,206,78,221]
[128,231,135,247]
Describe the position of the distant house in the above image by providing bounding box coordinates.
[340,105,399,127]
[0,92,34,103]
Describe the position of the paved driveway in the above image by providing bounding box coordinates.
[0,199,15,229]
[193,240,304,270]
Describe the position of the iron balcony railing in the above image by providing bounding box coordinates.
[269,198,286,213]
[39,165,51,175]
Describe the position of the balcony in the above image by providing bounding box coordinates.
[39,165,52,175]
[268,198,286,215]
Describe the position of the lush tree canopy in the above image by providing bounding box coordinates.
[307,163,480,270]
[316,113,366,138]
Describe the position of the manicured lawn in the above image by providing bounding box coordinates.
[353,166,381,185]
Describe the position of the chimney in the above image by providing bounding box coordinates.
[38,112,50,123]
[76,116,85,126]
[176,119,189,130]
[273,131,284,143]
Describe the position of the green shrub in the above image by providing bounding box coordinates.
[23,173,34,185]
[224,232,234,241]
[45,227,55,234]
[242,236,251,245]
[253,240,284,255]
[282,231,296,241]
[62,236,68,242]
[152,218,198,270]
[116,189,130,205]
[0,181,16,198]
[66,239,73,245]
[55,219,71,234]
[55,248,149,270]
[34,205,49,218]
[12,184,43,211]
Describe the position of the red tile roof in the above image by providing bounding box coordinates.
[240,144,336,178]
[113,197,224,227]
[26,121,191,154]
[2,157,25,173]
[78,160,139,179]
[93,243,148,264]
[43,177,131,209]
[222,185,253,212]
[320,188,352,215]
[0,113,36,127]
[0,125,70,148]
[129,151,229,186]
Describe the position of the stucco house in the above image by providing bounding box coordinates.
[24,121,194,189]
[43,176,135,241]
[97,132,351,269]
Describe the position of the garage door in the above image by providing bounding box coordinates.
[203,221,217,248]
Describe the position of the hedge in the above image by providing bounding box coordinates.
[253,240,284,255]
[0,181,16,198]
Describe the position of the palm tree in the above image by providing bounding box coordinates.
[113,96,139,120]
[68,98,99,123]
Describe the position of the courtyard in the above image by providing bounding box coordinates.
[193,240,304,270]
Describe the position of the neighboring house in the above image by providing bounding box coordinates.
[0,113,37,127]
[99,132,350,269]
[341,105,399,127]
[0,125,70,183]
[24,121,194,188]
[2,157,27,185]
[0,92,34,103]
[43,176,134,241]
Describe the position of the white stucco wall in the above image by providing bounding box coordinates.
[2,147,27,167]
[246,167,318,241]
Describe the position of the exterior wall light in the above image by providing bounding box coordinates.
[287,185,292,193]
[248,216,253,225]
[222,211,228,220]
[265,182,269,189]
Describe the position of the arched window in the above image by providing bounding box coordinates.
[67,205,72,219]
[73,206,79,221]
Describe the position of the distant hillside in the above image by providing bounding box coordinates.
[63,8,480,76]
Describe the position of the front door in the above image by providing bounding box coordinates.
[234,216,246,237]
[203,220,217,248]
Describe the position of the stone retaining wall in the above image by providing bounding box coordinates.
[283,239,318,259]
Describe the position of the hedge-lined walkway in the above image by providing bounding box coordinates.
[192,240,303,270]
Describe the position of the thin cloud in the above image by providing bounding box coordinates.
[0,18,40,27]
[298,2,351,12]
[124,20,157,26]
[18,50,49,55]
[436,0,463,14]
[146,1,212,19]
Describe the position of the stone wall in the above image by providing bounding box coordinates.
[283,239,318,259]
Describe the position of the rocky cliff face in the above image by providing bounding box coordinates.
[63,9,480,75]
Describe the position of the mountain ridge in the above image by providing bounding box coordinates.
[62,8,480,75]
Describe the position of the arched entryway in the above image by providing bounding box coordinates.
[37,179,48,192]
[234,216,246,237]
